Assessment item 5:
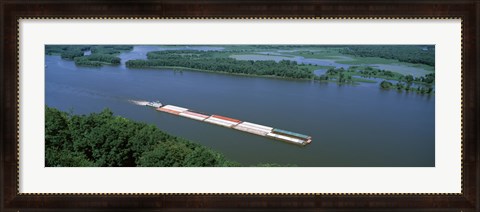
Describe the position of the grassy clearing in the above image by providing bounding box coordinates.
[367,64,433,77]
[337,56,400,65]
[289,49,348,59]
[403,62,435,72]
[351,77,377,83]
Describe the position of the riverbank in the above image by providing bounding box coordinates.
[129,65,316,81]
[45,106,296,167]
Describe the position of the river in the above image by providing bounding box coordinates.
[45,45,435,167]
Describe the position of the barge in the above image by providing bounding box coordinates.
[145,101,312,146]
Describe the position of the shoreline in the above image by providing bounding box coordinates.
[126,65,435,95]
[126,65,389,84]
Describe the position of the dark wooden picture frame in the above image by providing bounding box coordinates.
[1,0,478,211]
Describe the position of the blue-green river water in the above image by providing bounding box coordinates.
[45,46,435,167]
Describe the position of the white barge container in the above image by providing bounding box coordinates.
[179,112,208,121]
[233,125,268,136]
[156,107,181,115]
[204,117,237,128]
[240,122,273,132]
[234,122,272,135]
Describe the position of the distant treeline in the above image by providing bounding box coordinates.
[340,46,435,66]
[46,45,89,60]
[90,45,133,55]
[45,45,133,67]
[74,54,121,67]
[46,106,291,167]
[126,50,313,79]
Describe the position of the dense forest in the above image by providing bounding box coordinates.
[340,45,435,66]
[126,50,313,79]
[46,45,90,60]
[45,106,290,167]
[90,45,133,55]
[74,54,121,67]
[45,45,133,67]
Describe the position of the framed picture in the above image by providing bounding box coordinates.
[1,0,478,211]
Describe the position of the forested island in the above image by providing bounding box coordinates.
[46,45,133,67]
[126,50,313,79]
[45,106,291,167]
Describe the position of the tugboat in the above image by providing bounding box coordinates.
[146,101,163,108]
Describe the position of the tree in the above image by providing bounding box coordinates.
[405,83,411,92]
[183,147,219,167]
[396,82,404,90]
[45,107,72,151]
[405,75,414,83]
[380,81,393,89]
[60,50,84,60]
